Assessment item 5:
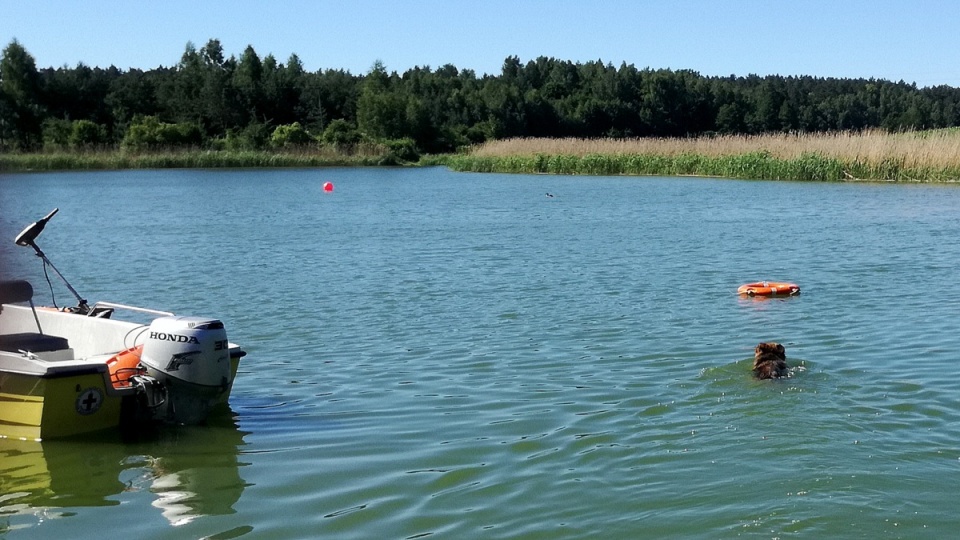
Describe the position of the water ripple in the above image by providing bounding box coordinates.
[5,170,960,538]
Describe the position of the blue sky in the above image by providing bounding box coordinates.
[3,0,958,87]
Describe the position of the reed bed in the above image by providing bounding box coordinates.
[446,130,960,181]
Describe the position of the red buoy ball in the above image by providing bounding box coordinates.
[323,181,334,192]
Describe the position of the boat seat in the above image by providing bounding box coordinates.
[0,332,70,353]
[0,280,34,305]
[0,279,71,353]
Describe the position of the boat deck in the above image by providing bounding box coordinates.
[0,348,113,378]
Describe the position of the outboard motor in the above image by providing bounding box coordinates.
[139,316,231,424]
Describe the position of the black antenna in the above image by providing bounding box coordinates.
[14,208,89,313]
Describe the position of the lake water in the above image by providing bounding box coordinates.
[1,167,960,539]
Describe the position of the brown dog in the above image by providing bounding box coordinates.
[753,342,788,379]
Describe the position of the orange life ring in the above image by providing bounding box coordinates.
[107,345,145,388]
[738,281,800,296]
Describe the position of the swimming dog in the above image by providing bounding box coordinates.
[753,342,788,379]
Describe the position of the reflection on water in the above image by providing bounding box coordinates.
[0,411,249,528]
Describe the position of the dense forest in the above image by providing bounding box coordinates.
[3,38,960,156]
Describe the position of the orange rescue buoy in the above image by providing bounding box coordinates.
[737,281,800,297]
[106,345,145,388]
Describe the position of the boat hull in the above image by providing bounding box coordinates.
[0,369,123,440]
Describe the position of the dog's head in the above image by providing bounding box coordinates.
[753,342,785,366]
[753,342,788,379]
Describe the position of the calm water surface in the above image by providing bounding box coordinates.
[1,168,960,539]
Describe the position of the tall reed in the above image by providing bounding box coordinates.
[446,130,960,181]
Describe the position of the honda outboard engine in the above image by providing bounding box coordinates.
[139,316,231,424]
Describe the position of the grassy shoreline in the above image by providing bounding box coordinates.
[0,149,391,172]
[6,131,960,182]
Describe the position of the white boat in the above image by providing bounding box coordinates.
[0,209,245,440]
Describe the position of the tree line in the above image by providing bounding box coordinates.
[3,38,960,155]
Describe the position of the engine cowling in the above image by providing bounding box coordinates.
[140,316,231,424]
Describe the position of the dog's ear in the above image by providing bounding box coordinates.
[777,344,785,356]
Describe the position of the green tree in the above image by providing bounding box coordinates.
[105,68,160,132]
[270,122,313,147]
[0,39,43,149]
[321,118,361,147]
[0,89,15,148]
[122,115,202,149]
[715,96,750,133]
[357,61,408,140]
[162,42,206,124]
[41,63,119,127]
[69,119,107,148]
[197,38,241,135]
[233,45,264,124]
[41,117,72,148]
